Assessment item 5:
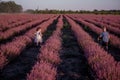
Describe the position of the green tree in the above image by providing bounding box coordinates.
[0,1,23,13]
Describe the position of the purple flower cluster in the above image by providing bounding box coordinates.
[94,15,120,29]
[1,36,32,58]
[0,17,48,42]
[85,18,120,36]
[74,17,120,49]
[71,14,120,29]
[0,16,58,70]
[66,16,120,80]
[27,60,57,80]
[0,14,56,31]
[27,16,63,80]
[0,51,8,69]
[0,14,31,31]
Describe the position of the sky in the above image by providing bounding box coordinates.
[2,0,120,11]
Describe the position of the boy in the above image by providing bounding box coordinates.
[98,27,110,50]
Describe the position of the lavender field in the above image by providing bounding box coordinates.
[0,14,120,80]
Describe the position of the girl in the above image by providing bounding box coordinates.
[34,27,43,46]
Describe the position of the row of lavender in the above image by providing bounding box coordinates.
[66,16,120,80]
[0,14,55,31]
[82,17,120,37]
[70,14,120,38]
[93,15,120,29]
[27,16,63,80]
[0,18,32,32]
[0,14,34,31]
[71,16,120,50]
[0,15,50,42]
[0,16,58,70]
[72,14,120,29]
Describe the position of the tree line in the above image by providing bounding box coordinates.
[0,1,120,14]
[25,9,120,15]
[0,1,23,13]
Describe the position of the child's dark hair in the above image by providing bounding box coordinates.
[103,27,107,31]
[36,27,41,31]
[103,27,106,29]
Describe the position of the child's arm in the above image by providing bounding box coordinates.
[40,33,42,37]
[98,33,102,41]
[39,31,42,37]
[108,33,110,41]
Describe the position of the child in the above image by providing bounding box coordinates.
[98,27,110,50]
[34,27,43,46]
